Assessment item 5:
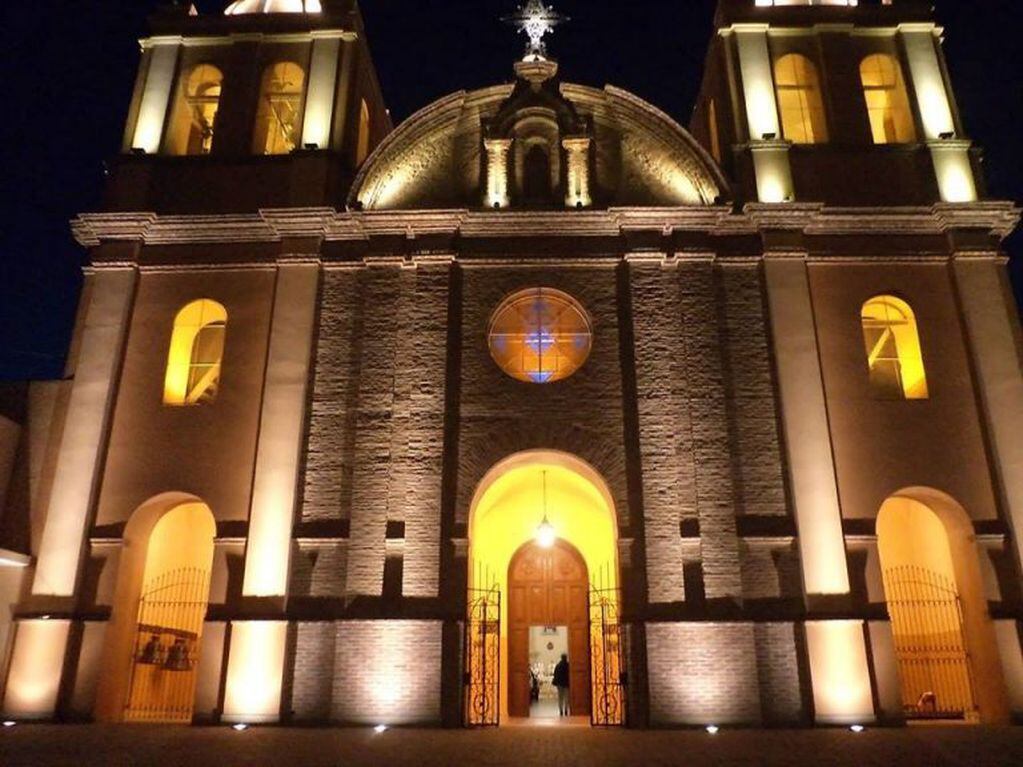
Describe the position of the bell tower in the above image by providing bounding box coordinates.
[692,0,980,205]
[111,0,390,213]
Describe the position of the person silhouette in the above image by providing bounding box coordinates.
[552,653,570,716]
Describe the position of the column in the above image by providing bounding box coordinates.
[3,268,136,718]
[763,255,874,724]
[899,23,978,203]
[562,137,592,208]
[242,262,320,600]
[32,268,137,598]
[628,257,688,604]
[130,40,180,154]
[301,35,343,150]
[954,256,1023,569]
[732,25,794,203]
[401,260,452,598]
[483,138,512,209]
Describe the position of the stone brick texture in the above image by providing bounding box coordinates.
[331,620,443,724]
[646,622,804,726]
[296,256,797,725]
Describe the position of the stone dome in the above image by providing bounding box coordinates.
[224,0,321,14]
[350,74,729,211]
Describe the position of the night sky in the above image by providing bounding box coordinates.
[1,1,1020,381]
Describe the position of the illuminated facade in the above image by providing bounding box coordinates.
[1,0,1022,729]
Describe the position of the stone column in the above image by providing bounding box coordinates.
[954,255,1023,570]
[899,23,978,202]
[301,35,343,150]
[400,259,453,598]
[483,138,513,209]
[4,267,136,718]
[763,254,874,724]
[32,268,137,598]
[628,257,688,604]
[130,40,180,154]
[562,137,592,208]
[346,264,406,596]
[731,24,794,203]
[242,262,320,601]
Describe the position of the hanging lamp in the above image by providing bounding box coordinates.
[535,470,556,548]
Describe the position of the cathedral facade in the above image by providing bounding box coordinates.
[1,0,1022,729]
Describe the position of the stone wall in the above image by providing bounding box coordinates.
[645,621,804,725]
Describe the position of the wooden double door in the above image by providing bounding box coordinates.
[508,540,591,718]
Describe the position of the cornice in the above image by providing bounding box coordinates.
[72,201,1020,250]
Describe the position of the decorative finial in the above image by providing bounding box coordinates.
[503,0,569,62]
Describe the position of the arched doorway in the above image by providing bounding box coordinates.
[876,490,1010,724]
[508,540,590,718]
[95,495,216,723]
[467,450,622,726]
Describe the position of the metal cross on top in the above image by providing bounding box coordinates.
[503,0,569,61]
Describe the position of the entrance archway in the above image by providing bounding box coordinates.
[467,450,620,725]
[95,494,216,723]
[508,540,590,718]
[876,489,1010,724]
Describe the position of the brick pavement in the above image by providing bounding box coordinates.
[2,724,1023,767]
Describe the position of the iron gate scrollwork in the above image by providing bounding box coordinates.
[464,581,501,727]
[125,567,211,723]
[589,585,626,726]
[883,565,977,721]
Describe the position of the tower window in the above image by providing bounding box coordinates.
[167,64,224,156]
[488,288,593,384]
[860,54,917,144]
[773,53,829,144]
[253,62,307,155]
[861,295,928,400]
[164,300,228,406]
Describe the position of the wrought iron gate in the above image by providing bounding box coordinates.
[124,567,211,723]
[882,565,977,720]
[464,582,501,727]
[589,585,626,726]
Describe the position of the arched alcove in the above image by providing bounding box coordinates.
[876,488,1010,724]
[467,450,620,724]
[95,494,216,723]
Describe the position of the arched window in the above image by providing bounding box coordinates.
[860,54,917,144]
[861,295,928,400]
[773,53,829,144]
[252,62,306,155]
[164,300,227,406]
[166,64,224,156]
[356,98,371,166]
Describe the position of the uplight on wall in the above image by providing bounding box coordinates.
[931,143,978,203]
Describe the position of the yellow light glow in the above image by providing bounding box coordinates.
[931,144,978,203]
[132,45,179,154]
[469,451,618,721]
[166,64,224,156]
[751,146,794,203]
[805,620,875,724]
[877,496,975,716]
[223,621,288,723]
[774,54,829,145]
[1,620,71,718]
[860,54,917,145]
[734,27,781,141]
[900,26,955,141]
[861,295,928,400]
[253,62,307,155]
[164,299,227,406]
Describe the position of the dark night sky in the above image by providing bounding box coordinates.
[1,1,1020,381]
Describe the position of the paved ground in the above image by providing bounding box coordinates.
[2,724,1023,767]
